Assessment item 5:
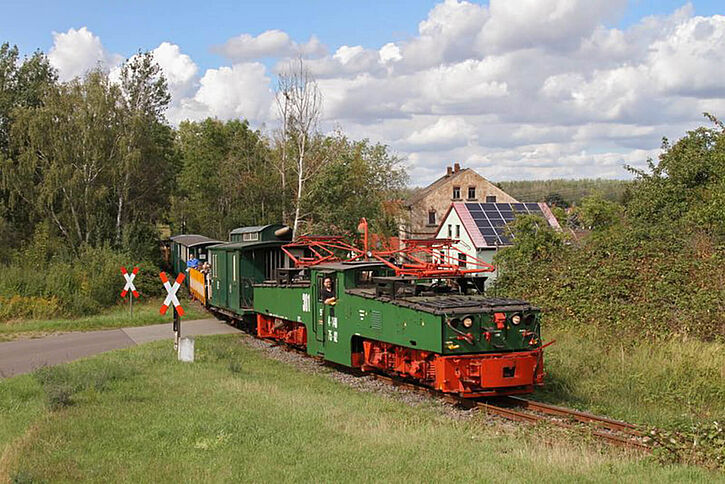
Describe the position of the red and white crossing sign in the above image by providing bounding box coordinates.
[121,266,140,298]
[159,272,185,316]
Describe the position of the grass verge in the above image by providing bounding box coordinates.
[0,298,207,341]
[535,326,725,468]
[0,335,719,482]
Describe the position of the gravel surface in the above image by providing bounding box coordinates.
[237,333,480,422]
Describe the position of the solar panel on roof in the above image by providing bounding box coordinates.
[483,235,499,245]
[460,201,551,247]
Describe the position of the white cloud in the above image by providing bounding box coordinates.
[151,42,198,99]
[648,14,725,97]
[404,117,477,150]
[213,30,326,61]
[48,27,122,81]
[171,63,273,123]
[44,2,725,185]
[478,0,627,53]
[379,43,402,63]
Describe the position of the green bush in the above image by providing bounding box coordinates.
[495,222,724,340]
[0,244,164,321]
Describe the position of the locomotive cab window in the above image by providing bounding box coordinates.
[318,273,336,302]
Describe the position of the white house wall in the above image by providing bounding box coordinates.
[436,207,500,287]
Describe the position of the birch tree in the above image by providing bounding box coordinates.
[9,70,123,253]
[275,58,324,236]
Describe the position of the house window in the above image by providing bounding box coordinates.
[447,224,452,238]
[452,186,461,199]
[455,225,460,238]
[468,186,476,199]
[458,253,467,268]
[428,210,436,225]
[486,195,497,203]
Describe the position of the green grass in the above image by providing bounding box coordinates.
[0,298,207,341]
[0,335,720,483]
[535,327,725,427]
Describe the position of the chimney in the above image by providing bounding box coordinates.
[454,162,460,172]
[446,166,453,176]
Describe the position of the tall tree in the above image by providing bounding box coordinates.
[172,118,276,239]
[115,51,174,244]
[0,43,57,246]
[8,69,123,253]
[275,58,324,235]
[306,135,408,236]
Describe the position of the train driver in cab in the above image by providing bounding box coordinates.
[321,276,337,305]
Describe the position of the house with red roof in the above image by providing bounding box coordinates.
[435,201,561,284]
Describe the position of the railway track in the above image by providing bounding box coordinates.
[360,372,651,452]
[478,397,651,451]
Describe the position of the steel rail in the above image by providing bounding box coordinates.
[502,396,643,436]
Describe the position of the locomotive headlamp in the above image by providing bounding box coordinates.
[511,314,522,325]
[462,317,473,328]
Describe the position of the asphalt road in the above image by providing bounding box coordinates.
[0,318,241,378]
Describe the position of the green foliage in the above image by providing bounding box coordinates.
[0,241,163,321]
[649,421,724,470]
[577,195,623,230]
[496,214,566,267]
[305,136,408,236]
[496,117,725,341]
[626,116,725,236]
[171,118,277,239]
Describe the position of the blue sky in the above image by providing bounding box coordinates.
[3,1,720,71]
[1,1,724,183]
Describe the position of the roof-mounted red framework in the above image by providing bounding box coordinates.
[282,218,494,278]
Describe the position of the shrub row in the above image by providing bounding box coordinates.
[0,245,163,321]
